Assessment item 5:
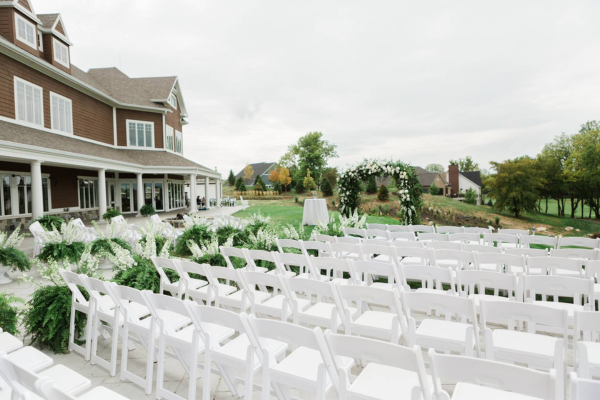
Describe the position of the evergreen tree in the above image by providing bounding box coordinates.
[254,173,263,187]
[303,169,317,190]
[429,183,441,195]
[273,182,282,194]
[227,170,235,186]
[366,177,378,194]
[295,179,305,194]
[378,184,390,201]
[238,182,247,192]
[321,177,333,197]
[235,177,244,191]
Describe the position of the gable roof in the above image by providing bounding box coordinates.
[418,172,443,187]
[234,162,276,183]
[460,171,482,187]
[37,13,58,29]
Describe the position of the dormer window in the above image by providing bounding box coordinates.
[15,14,36,49]
[167,93,177,109]
[53,38,69,68]
[37,31,43,51]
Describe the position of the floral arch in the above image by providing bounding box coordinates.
[337,160,423,225]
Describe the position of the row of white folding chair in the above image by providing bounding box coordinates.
[366,223,494,234]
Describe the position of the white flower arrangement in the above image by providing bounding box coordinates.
[183,214,212,230]
[39,221,82,245]
[247,228,278,251]
[92,220,130,241]
[0,225,27,249]
[106,240,136,271]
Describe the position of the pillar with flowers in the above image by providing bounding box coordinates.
[337,160,423,225]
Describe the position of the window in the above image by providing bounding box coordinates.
[167,93,177,109]
[38,31,43,51]
[15,14,36,49]
[50,92,73,134]
[168,181,184,209]
[127,121,154,148]
[175,130,182,153]
[79,179,98,209]
[53,38,70,68]
[0,174,50,216]
[166,126,174,151]
[15,77,43,127]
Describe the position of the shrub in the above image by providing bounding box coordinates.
[112,255,178,293]
[38,241,86,264]
[273,182,282,194]
[216,225,246,247]
[366,177,378,194]
[102,208,122,221]
[464,188,477,205]
[21,285,86,353]
[238,182,247,192]
[89,238,131,257]
[140,204,156,216]
[378,184,390,201]
[254,174,264,189]
[429,183,440,196]
[321,178,333,197]
[175,224,214,256]
[0,247,32,272]
[0,293,23,335]
[303,170,317,191]
[294,196,299,203]
[295,179,305,194]
[35,215,65,230]
[140,234,170,255]
[235,177,244,190]
[227,170,236,186]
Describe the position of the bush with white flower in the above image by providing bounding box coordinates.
[37,221,87,265]
[337,159,423,225]
[0,225,31,273]
[312,209,367,237]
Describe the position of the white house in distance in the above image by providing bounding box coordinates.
[446,164,483,205]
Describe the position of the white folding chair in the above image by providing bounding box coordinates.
[529,256,586,277]
[328,242,363,261]
[244,249,293,277]
[28,221,47,257]
[400,264,456,295]
[366,223,388,230]
[238,271,304,321]
[177,260,236,305]
[314,234,338,243]
[365,229,390,241]
[551,248,598,261]
[203,264,247,311]
[429,349,557,400]
[476,252,525,274]
[463,227,492,234]
[360,243,396,264]
[463,243,502,253]
[480,299,567,399]
[558,237,599,249]
[220,246,255,271]
[417,232,447,242]
[286,277,348,331]
[571,371,600,400]
[505,247,549,257]
[337,236,362,245]
[448,233,481,245]
[246,314,352,400]
[393,246,433,267]
[274,252,320,280]
[388,231,417,242]
[276,238,303,254]
[401,291,480,356]
[188,305,287,400]
[431,249,477,270]
[521,234,557,249]
[483,233,519,248]
[342,227,367,239]
[309,256,357,285]
[586,260,600,300]
[574,310,600,379]
[457,270,520,309]
[151,256,186,298]
[410,225,435,233]
[498,228,530,236]
[425,241,463,250]
[387,225,410,232]
[322,331,433,400]
[436,226,463,234]
[37,379,130,400]
[59,270,93,361]
[391,240,423,249]
[300,240,330,258]
[351,260,401,291]
[336,285,407,344]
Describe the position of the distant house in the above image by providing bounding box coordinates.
[234,162,276,187]
[376,166,451,195]
[445,165,482,205]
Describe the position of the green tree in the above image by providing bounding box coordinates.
[227,170,235,186]
[284,132,338,185]
[464,188,477,205]
[365,177,378,194]
[486,157,544,217]
[377,184,389,201]
[235,177,244,191]
[254,173,264,189]
[449,156,479,172]
[238,182,247,192]
[539,133,571,216]
[429,183,440,195]
[303,170,317,190]
[295,178,305,194]
[425,164,444,173]
[322,168,338,188]
[321,177,333,197]
[568,121,600,219]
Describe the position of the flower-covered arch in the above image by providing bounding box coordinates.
[338,159,423,225]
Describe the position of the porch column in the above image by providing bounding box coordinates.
[204,176,210,209]
[30,160,44,220]
[136,173,143,217]
[216,179,221,207]
[98,169,107,219]
[189,174,196,212]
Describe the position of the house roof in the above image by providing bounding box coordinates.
[413,166,429,175]
[37,13,59,29]
[461,171,482,187]
[418,172,442,187]
[0,120,210,170]
[234,162,276,183]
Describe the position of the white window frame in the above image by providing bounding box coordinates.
[14,76,44,127]
[53,38,70,68]
[167,93,177,109]
[49,92,73,135]
[37,31,43,51]
[77,177,99,210]
[175,130,182,153]
[15,13,36,50]
[165,125,174,151]
[126,120,155,149]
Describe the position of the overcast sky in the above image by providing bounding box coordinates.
[36,0,600,176]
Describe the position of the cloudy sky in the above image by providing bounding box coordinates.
[37,0,600,176]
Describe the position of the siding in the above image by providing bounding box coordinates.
[45,35,71,75]
[165,101,182,132]
[13,10,39,57]
[17,0,32,12]
[0,53,114,144]
[55,20,65,36]
[116,109,164,149]
[0,8,14,43]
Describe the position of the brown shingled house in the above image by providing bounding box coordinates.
[0,0,221,227]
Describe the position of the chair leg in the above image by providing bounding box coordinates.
[262,350,270,400]
[245,346,254,400]
[68,301,76,353]
[147,331,157,396]
[110,322,119,377]
[202,336,211,400]
[120,324,129,381]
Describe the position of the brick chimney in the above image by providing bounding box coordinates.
[448,164,459,196]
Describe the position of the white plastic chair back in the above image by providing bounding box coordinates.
[327,242,362,260]
[391,240,424,248]
[524,275,594,308]
[417,232,447,242]
[393,246,433,266]
[111,215,126,224]
[366,223,387,230]
[448,233,480,244]
[337,236,362,244]
[573,310,600,379]
[431,249,477,270]
[463,244,501,253]
[586,260,600,288]
[203,265,241,305]
[342,227,366,238]
[570,372,600,400]
[483,233,519,248]
[175,260,209,303]
[463,227,492,234]
[300,240,330,257]
[481,299,568,337]
[436,226,463,234]
[150,256,183,298]
[425,241,462,250]
[521,234,557,249]
[1,353,46,398]
[309,256,357,283]
[244,249,278,272]
[505,247,549,257]
[360,243,396,263]
[457,270,519,300]
[220,246,248,270]
[400,264,455,293]
[558,237,599,249]
[285,277,345,327]
[476,252,525,274]
[276,238,303,254]
[388,231,416,242]
[410,225,435,233]
[314,234,338,243]
[429,350,556,400]
[365,229,390,241]
[498,228,529,236]
[552,248,598,260]
[387,225,410,232]
[351,260,400,288]
[274,251,312,277]
[528,256,585,277]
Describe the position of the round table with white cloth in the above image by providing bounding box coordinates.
[302,198,329,226]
